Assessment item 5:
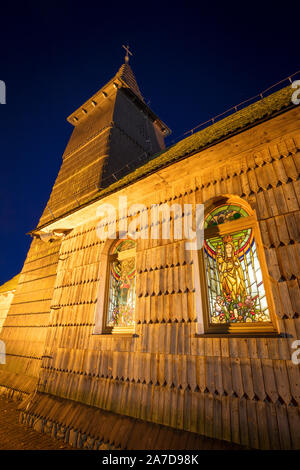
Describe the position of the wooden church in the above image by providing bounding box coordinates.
[0,53,300,450]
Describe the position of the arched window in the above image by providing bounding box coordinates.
[105,239,136,333]
[199,198,277,334]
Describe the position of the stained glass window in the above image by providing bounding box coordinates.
[204,204,271,325]
[204,204,249,228]
[107,239,136,328]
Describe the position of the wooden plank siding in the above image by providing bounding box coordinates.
[1,101,300,449]
[0,238,62,399]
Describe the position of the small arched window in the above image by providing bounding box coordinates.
[105,239,136,333]
[199,198,277,334]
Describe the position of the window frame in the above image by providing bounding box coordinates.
[93,238,136,336]
[198,200,278,335]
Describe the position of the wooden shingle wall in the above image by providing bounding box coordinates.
[19,392,245,449]
[33,119,300,449]
[0,238,62,399]
[1,106,300,449]
[0,292,15,333]
[38,127,111,227]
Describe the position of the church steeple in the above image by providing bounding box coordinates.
[118,45,144,99]
[37,58,171,228]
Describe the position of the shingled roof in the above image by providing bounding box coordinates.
[33,83,296,232]
[93,83,296,197]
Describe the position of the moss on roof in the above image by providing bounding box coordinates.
[34,84,296,232]
[95,85,294,197]
[0,274,20,294]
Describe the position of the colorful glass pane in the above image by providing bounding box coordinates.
[205,204,248,229]
[204,205,270,325]
[107,240,136,327]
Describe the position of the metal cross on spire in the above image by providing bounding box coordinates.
[122,44,133,63]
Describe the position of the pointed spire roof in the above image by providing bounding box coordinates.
[115,63,144,102]
[67,60,170,139]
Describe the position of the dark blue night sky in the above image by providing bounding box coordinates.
[0,1,299,284]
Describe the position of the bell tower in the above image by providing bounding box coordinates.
[38,55,170,228]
